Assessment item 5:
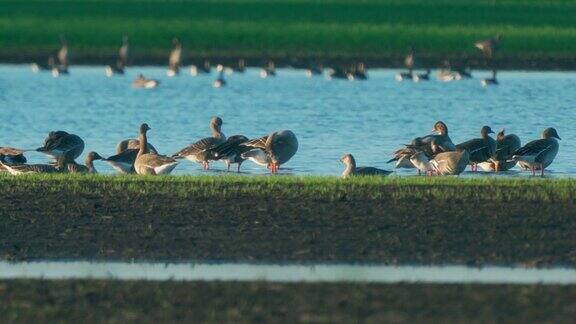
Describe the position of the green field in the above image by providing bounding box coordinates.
[2,0,576,67]
[2,280,576,323]
[1,175,575,265]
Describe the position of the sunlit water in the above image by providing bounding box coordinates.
[1,261,575,284]
[1,65,575,176]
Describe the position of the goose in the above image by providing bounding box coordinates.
[353,63,368,80]
[410,148,470,176]
[240,130,298,173]
[102,149,139,174]
[0,155,60,175]
[305,63,323,77]
[478,129,521,172]
[404,47,415,73]
[233,59,246,73]
[437,61,462,82]
[204,135,250,172]
[36,131,85,160]
[172,117,226,169]
[509,128,560,176]
[132,74,160,89]
[190,60,211,76]
[412,69,431,82]
[395,71,414,82]
[62,151,103,174]
[475,34,502,59]
[106,36,129,76]
[0,147,27,164]
[52,35,69,77]
[213,64,226,88]
[31,56,56,73]
[481,70,499,87]
[167,38,182,77]
[116,138,158,155]
[328,66,348,80]
[134,123,179,175]
[387,137,434,174]
[456,126,496,172]
[340,154,391,178]
[260,61,276,78]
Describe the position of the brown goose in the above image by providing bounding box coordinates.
[0,156,60,175]
[430,149,470,176]
[190,59,211,76]
[52,35,69,77]
[132,74,160,89]
[340,154,391,178]
[172,117,226,169]
[102,149,139,174]
[260,61,276,78]
[62,151,103,174]
[240,130,298,173]
[478,129,521,172]
[204,135,250,172]
[106,36,129,76]
[167,38,182,77]
[510,128,560,176]
[0,147,27,164]
[134,124,179,175]
[116,138,158,155]
[456,126,496,171]
[475,34,502,59]
[36,131,85,160]
[480,70,499,87]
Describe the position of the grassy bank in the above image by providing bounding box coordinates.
[1,175,575,265]
[1,280,576,322]
[2,0,576,68]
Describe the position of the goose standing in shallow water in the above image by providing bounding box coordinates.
[260,61,276,78]
[410,148,470,176]
[106,36,129,76]
[31,56,56,73]
[456,126,496,172]
[132,74,160,89]
[240,130,298,173]
[510,128,560,176]
[167,38,182,77]
[481,70,499,87]
[52,35,69,77]
[172,117,226,169]
[396,47,415,81]
[62,151,103,174]
[204,135,250,172]
[190,60,211,76]
[134,124,178,175]
[37,131,85,160]
[478,129,521,172]
[340,154,391,178]
[213,64,226,88]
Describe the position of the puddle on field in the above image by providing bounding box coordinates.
[1,261,575,284]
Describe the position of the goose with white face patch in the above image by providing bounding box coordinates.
[134,124,178,175]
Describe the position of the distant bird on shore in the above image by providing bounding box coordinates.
[213,64,226,88]
[481,69,499,87]
[31,56,56,73]
[456,126,496,172]
[413,69,431,82]
[340,153,391,178]
[305,62,323,77]
[437,60,462,82]
[233,59,247,73]
[0,147,27,172]
[327,66,348,80]
[352,63,368,80]
[260,61,276,78]
[52,35,70,77]
[37,130,85,161]
[106,36,129,76]
[190,59,211,76]
[240,130,298,173]
[132,74,160,88]
[167,38,182,77]
[509,128,560,176]
[172,117,226,170]
[134,123,179,175]
[475,34,502,59]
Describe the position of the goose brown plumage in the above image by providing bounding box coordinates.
[456,126,496,172]
[36,130,85,160]
[510,128,560,176]
[172,117,226,170]
[240,130,298,173]
[134,123,179,175]
[340,153,391,178]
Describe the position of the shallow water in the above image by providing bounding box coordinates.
[1,65,575,176]
[1,261,575,284]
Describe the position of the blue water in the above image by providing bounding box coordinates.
[1,65,575,176]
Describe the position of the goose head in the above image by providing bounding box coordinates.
[340,153,356,168]
[86,151,103,163]
[480,126,495,138]
[497,129,506,140]
[543,128,561,140]
[140,123,151,134]
[432,121,449,135]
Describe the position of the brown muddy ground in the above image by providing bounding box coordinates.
[1,183,575,265]
[1,280,575,323]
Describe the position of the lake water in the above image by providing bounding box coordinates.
[1,65,575,176]
[1,261,576,284]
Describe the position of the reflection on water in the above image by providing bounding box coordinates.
[1,65,575,176]
[1,261,576,284]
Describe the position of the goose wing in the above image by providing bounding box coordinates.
[138,153,177,168]
[105,149,139,164]
[512,139,554,159]
[208,135,250,160]
[355,167,392,176]
[173,137,221,158]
